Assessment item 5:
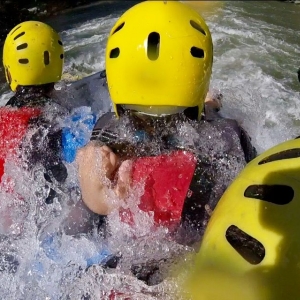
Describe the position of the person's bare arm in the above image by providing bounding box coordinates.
[76,142,132,215]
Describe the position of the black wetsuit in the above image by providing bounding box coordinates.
[5,86,68,204]
[89,108,257,284]
[91,110,256,242]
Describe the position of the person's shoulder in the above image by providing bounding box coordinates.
[210,117,257,162]
[5,95,22,107]
[194,115,240,131]
[91,112,117,142]
[208,116,241,131]
[94,112,116,129]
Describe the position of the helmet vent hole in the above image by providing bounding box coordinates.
[19,59,29,64]
[44,51,50,65]
[147,32,160,61]
[258,148,300,165]
[14,32,25,40]
[244,184,294,205]
[58,40,63,46]
[226,225,265,265]
[16,43,28,50]
[191,47,204,58]
[10,26,21,36]
[190,20,206,36]
[60,54,64,59]
[110,48,120,58]
[112,22,125,35]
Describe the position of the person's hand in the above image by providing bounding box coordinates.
[77,143,119,180]
[97,145,119,179]
[76,142,119,215]
[76,142,133,215]
[114,159,133,199]
[205,91,223,111]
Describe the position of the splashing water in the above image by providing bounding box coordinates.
[0,1,299,299]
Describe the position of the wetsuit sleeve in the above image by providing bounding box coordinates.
[240,126,257,162]
[204,111,256,162]
[90,112,138,159]
[90,112,116,143]
[215,118,257,163]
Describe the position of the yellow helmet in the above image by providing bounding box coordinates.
[180,138,300,299]
[3,21,64,92]
[105,1,213,119]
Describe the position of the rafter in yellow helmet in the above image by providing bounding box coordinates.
[105,0,213,119]
[3,21,64,92]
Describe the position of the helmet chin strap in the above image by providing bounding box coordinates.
[133,111,171,118]
[122,104,188,118]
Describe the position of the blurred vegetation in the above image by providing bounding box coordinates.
[0,0,101,42]
[0,0,296,42]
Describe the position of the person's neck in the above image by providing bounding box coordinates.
[125,110,188,136]
[16,83,54,97]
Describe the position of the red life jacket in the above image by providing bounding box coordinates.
[0,107,41,184]
[120,150,197,228]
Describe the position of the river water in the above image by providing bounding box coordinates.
[1,1,299,151]
[0,1,299,299]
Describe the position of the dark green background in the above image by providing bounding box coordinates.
[0,0,102,42]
